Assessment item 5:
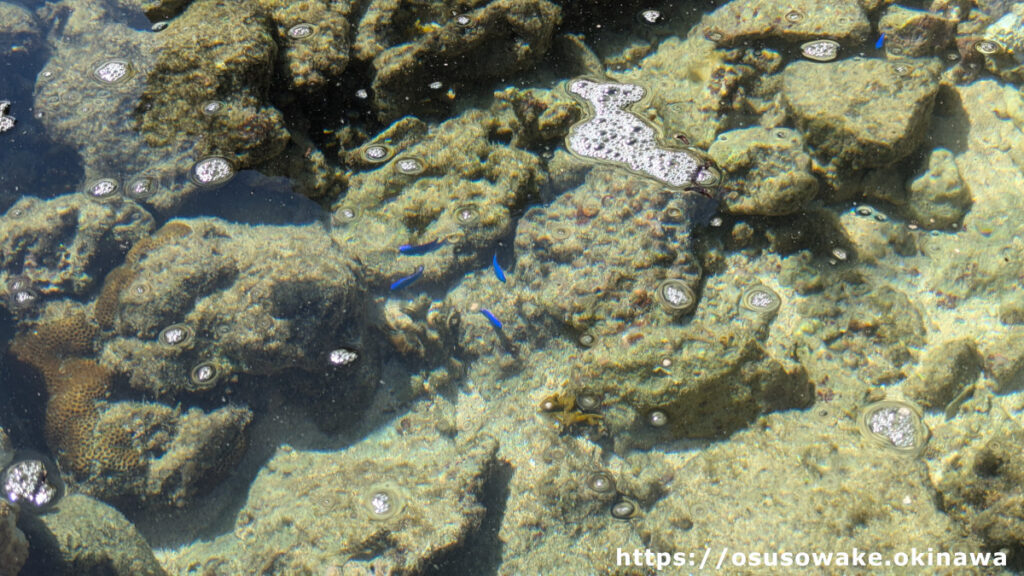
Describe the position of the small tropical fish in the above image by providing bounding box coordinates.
[875,33,885,50]
[390,265,424,291]
[398,238,445,255]
[492,252,506,283]
[480,308,503,330]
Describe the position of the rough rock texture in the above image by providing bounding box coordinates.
[18,494,167,576]
[0,501,28,576]
[937,429,1024,557]
[98,219,372,395]
[157,406,498,575]
[9,308,253,507]
[511,167,708,340]
[903,338,982,410]
[0,1,39,58]
[362,0,562,121]
[879,5,958,58]
[709,126,818,216]
[0,194,154,303]
[700,0,870,46]
[907,148,971,229]
[575,325,811,443]
[256,0,353,91]
[783,58,942,172]
[332,109,543,289]
[137,0,289,169]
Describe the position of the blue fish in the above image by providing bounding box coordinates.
[398,238,445,255]
[390,265,424,291]
[875,33,885,50]
[480,308,503,330]
[492,252,506,283]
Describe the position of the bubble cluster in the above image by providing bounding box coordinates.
[973,40,1002,55]
[454,205,480,226]
[656,279,697,313]
[327,347,359,367]
[85,178,120,202]
[158,323,195,348]
[858,400,928,456]
[610,497,638,519]
[740,286,781,316]
[1,455,64,511]
[7,276,38,311]
[190,156,235,186]
[201,100,224,115]
[360,143,393,163]
[287,23,316,40]
[585,471,616,494]
[0,101,15,133]
[126,176,157,200]
[365,484,404,521]
[189,362,221,390]
[333,206,358,225]
[565,78,722,193]
[801,40,840,62]
[92,59,134,84]
[637,9,664,24]
[394,156,426,175]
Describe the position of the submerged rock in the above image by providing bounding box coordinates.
[158,414,498,575]
[907,147,971,229]
[709,126,818,216]
[18,494,166,576]
[783,58,942,172]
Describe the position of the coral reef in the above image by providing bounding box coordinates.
[9,308,252,506]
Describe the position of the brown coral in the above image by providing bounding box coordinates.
[8,315,140,475]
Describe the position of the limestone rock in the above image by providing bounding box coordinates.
[907,148,971,229]
[709,126,818,216]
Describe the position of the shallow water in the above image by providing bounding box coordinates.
[2,0,1024,574]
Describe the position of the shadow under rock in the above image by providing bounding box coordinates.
[423,460,512,576]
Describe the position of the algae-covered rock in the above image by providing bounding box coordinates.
[512,168,708,339]
[783,58,942,171]
[907,148,971,229]
[903,337,982,410]
[0,1,39,58]
[137,0,288,169]
[700,0,870,46]
[878,5,958,58]
[981,4,1024,83]
[709,126,818,216]
[937,430,1024,556]
[980,328,1024,392]
[365,0,562,121]
[158,411,498,575]
[98,218,373,396]
[18,494,166,576]
[574,325,811,443]
[793,272,926,386]
[257,0,353,92]
[333,109,543,289]
[0,500,28,576]
[0,194,154,302]
[649,412,990,575]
